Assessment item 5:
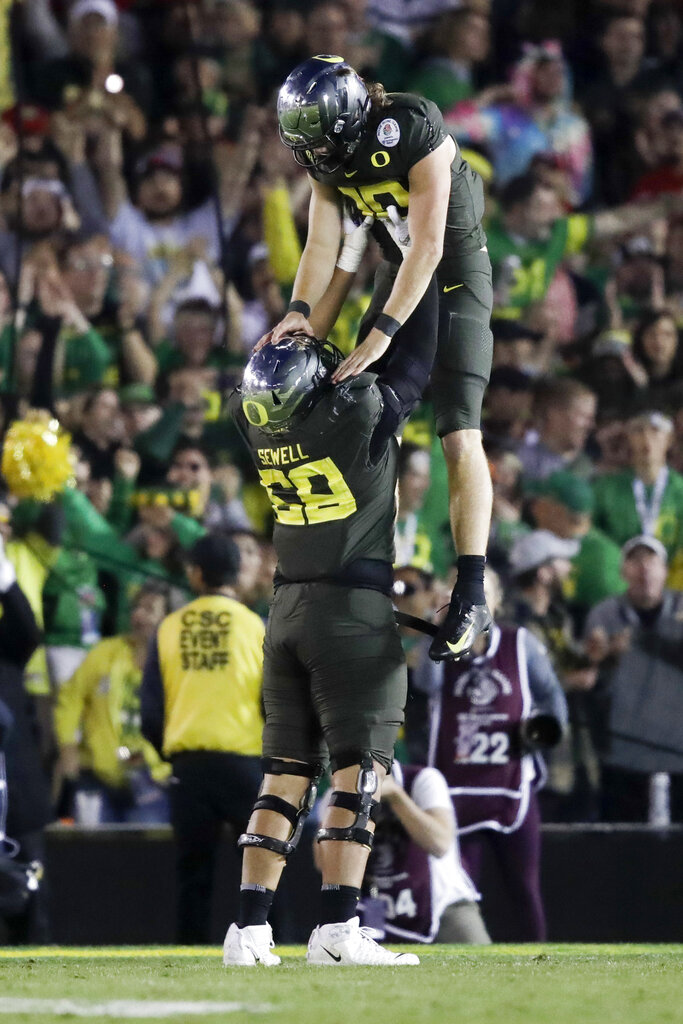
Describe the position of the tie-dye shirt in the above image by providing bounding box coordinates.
[444,44,593,205]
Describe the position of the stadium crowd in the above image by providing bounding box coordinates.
[1,0,683,944]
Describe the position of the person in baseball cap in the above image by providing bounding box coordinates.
[68,0,118,28]
[526,471,626,611]
[509,530,580,578]
[491,319,544,376]
[592,407,683,590]
[131,145,186,222]
[627,410,673,434]
[525,470,595,533]
[621,534,668,563]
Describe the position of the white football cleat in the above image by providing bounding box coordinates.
[307,916,419,966]
[222,922,281,966]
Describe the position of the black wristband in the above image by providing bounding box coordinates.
[287,299,311,318]
[375,312,401,338]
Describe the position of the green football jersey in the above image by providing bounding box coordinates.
[310,93,487,262]
[229,374,399,580]
[487,213,593,318]
[592,469,683,588]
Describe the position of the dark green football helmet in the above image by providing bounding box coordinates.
[240,335,342,434]
[277,55,370,173]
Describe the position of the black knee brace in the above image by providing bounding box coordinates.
[316,754,380,849]
[238,758,323,858]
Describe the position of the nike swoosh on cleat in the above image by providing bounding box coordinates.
[322,946,342,962]
[445,622,474,655]
[344,170,358,178]
[443,284,463,292]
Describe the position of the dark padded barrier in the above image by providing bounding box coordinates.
[42,823,683,944]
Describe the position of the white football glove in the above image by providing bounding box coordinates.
[336,215,374,274]
[0,535,16,593]
[384,205,411,257]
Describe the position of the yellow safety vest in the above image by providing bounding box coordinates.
[157,594,265,757]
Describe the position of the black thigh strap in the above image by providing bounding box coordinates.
[261,757,322,778]
[252,794,298,826]
[329,791,380,822]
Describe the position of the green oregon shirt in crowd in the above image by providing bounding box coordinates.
[405,65,475,113]
[229,374,399,581]
[154,338,241,379]
[486,212,593,320]
[14,488,194,645]
[592,469,683,588]
[0,322,111,397]
[563,525,626,612]
[400,404,458,577]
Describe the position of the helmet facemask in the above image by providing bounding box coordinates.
[277,58,370,174]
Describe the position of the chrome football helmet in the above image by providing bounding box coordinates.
[240,334,342,434]
[277,55,370,173]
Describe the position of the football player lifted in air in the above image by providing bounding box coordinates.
[259,55,494,662]
[223,263,437,965]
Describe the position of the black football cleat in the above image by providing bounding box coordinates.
[428,597,492,662]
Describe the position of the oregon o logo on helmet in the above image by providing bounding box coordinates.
[243,400,270,427]
[377,118,400,147]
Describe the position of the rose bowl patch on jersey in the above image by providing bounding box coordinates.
[377,118,400,147]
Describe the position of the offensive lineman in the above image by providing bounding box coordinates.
[223,275,436,966]
[263,55,494,661]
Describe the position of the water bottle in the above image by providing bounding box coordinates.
[648,772,671,827]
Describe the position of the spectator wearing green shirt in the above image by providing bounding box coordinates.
[592,411,683,590]
[488,173,683,321]
[526,471,626,617]
[405,7,490,112]
[60,233,156,390]
[395,444,435,574]
[154,298,236,384]
[0,277,111,401]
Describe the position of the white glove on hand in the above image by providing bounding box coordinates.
[336,215,374,273]
[0,535,16,593]
[384,205,411,258]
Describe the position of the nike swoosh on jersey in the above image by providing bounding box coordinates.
[446,622,474,655]
[443,284,463,293]
[344,170,358,178]
[322,946,342,962]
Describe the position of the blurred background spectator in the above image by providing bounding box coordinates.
[54,580,172,825]
[584,535,683,823]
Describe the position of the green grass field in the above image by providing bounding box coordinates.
[0,945,681,1024]
[0,946,681,1023]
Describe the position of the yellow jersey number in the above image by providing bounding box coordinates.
[338,180,410,220]
[259,457,357,526]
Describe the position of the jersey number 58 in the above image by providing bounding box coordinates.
[259,457,357,525]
